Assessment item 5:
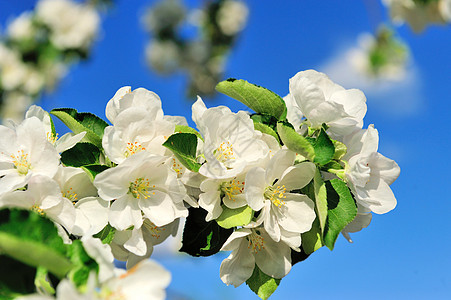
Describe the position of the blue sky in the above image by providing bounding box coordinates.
[1,0,451,299]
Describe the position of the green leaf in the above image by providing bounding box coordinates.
[81,164,110,181]
[332,139,347,160]
[323,179,358,250]
[251,113,278,130]
[246,265,281,300]
[180,207,233,257]
[216,79,287,120]
[313,169,328,234]
[61,143,100,167]
[253,121,280,144]
[276,121,315,161]
[310,128,335,166]
[35,267,55,295]
[174,124,203,141]
[50,108,108,149]
[300,218,323,255]
[94,225,116,244]
[163,133,201,172]
[66,240,98,288]
[216,206,253,229]
[0,209,72,279]
[0,255,37,298]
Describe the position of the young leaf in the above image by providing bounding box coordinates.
[310,128,335,166]
[174,124,203,141]
[251,113,278,130]
[313,169,328,234]
[332,139,347,160]
[61,142,100,167]
[94,224,116,244]
[216,206,253,229]
[216,79,287,121]
[163,133,201,172]
[323,179,358,250]
[66,240,99,288]
[50,108,108,149]
[180,207,233,257]
[246,265,281,300]
[277,121,315,161]
[253,121,281,144]
[300,218,323,255]
[81,164,110,181]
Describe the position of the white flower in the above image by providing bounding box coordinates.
[25,105,86,153]
[192,97,269,179]
[0,117,60,196]
[216,0,249,36]
[102,107,174,164]
[36,0,100,49]
[220,227,292,287]
[245,149,316,244]
[105,87,164,125]
[53,166,108,236]
[102,259,171,300]
[289,69,367,137]
[94,152,187,231]
[0,44,30,91]
[110,219,179,268]
[198,173,247,221]
[341,205,372,243]
[7,12,35,41]
[81,236,117,283]
[0,175,75,231]
[0,91,33,124]
[383,0,451,32]
[343,125,400,214]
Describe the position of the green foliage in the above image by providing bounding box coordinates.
[174,124,203,141]
[50,108,108,149]
[0,209,72,279]
[253,121,281,144]
[81,164,110,181]
[332,139,347,160]
[180,207,233,257]
[216,79,287,121]
[163,132,202,172]
[216,206,253,229]
[94,224,116,244]
[276,121,315,161]
[0,255,37,299]
[246,265,281,300]
[313,169,328,234]
[61,142,101,167]
[300,218,323,255]
[308,128,335,166]
[323,179,358,250]
[66,240,98,288]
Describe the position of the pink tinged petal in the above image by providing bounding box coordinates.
[277,162,316,191]
[276,194,316,234]
[255,231,292,279]
[220,240,255,287]
[109,196,143,230]
[124,229,147,257]
[244,167,267,211]
[361,177,397,214]
[221,229,252,251]
[138,190,177,227]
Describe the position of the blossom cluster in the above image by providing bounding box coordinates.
[0,0,101,122]
[0,69,400,299]
[143,0,248,97]
[383,0,451,32]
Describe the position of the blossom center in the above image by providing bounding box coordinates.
[63,187,78,204]
[46,132,59,145]
[214,141,235,163]
[129,177,155,199]
[247,230,265,253]
[11,149,31,175]
[221,177,245,201]
[124,141,146,157]
[171,158,184,177]
[144,221,166,239]
[31,204,45,216]
[264,185,287,208]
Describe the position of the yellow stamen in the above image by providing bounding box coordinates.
[264,185,287,208]
[129,177,152,199]
[214,141,236,162]
[221,177,245,201]
[124,141,146,157]
[247,230,265,253]
[10,149,31,175]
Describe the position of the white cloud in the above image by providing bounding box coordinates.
[318,40,423,117]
